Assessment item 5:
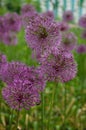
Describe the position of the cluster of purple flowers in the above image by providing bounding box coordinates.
[78,14,86,41]
[0,54,46,110]
[61,10,86,54]
[24,5,77,82]
[74,14,86,54]
[0,4,78,110]
[0,13,21,45]
[21,4,38,28]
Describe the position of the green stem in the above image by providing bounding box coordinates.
[41,92,44,130]
[16,109,20,130]
[48,82,57,130]
[9,109,14,130]
[64,85,67,124]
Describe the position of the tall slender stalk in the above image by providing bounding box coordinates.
[15,107,20,130]
[64,85,67,124]
[41,92,44,130]
[9,109,14,130]
[48,82,57,130]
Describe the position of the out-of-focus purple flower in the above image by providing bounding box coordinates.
[0,53,7,66]
[1,62,46,92]
[41,11,54,20]
[0,32,3,42]
[0,53,7,69]
[21,4,35,15]
[62,10,74,22]
[76,44,86,54]
[59,21,69,32]
[61,32,77,51]
[0,53,7,79]
[26,15,61,58]
[2,80,40,110]
[0,16,6,33]
[22,11,39,28]
[4,13,21,32]
[81,30,86,39]
[39,47,77,82]
[0,16,6,41]
[79,14,86,28]
[3,32,18,45]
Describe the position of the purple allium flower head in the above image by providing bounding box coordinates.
[26,15,61,57]
[79,14,86,28]
[61,32,77,51]
[81,30,86,39]
[1,62,46,92]
[3,32,18,45]
[39,47,77,82]
[21,4,35,15]
[4,13,21,32]
[2,80,40,110]
[76,44,86,54]
[59,21,69,32]
[41,11,54,20]
[62,10,74,22]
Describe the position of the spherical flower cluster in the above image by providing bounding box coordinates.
[4,13,21,32]
[1,60,46,110]
[1,62,46,92]
[2,80,40,110]
[3,32,18,45]
[39,47,77,82]
[26,15,61,59]
[0,13,21,45]
[61,32,77,51]
[62,10,74,22]
[79,14,86,28]
[76,44,86,54]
